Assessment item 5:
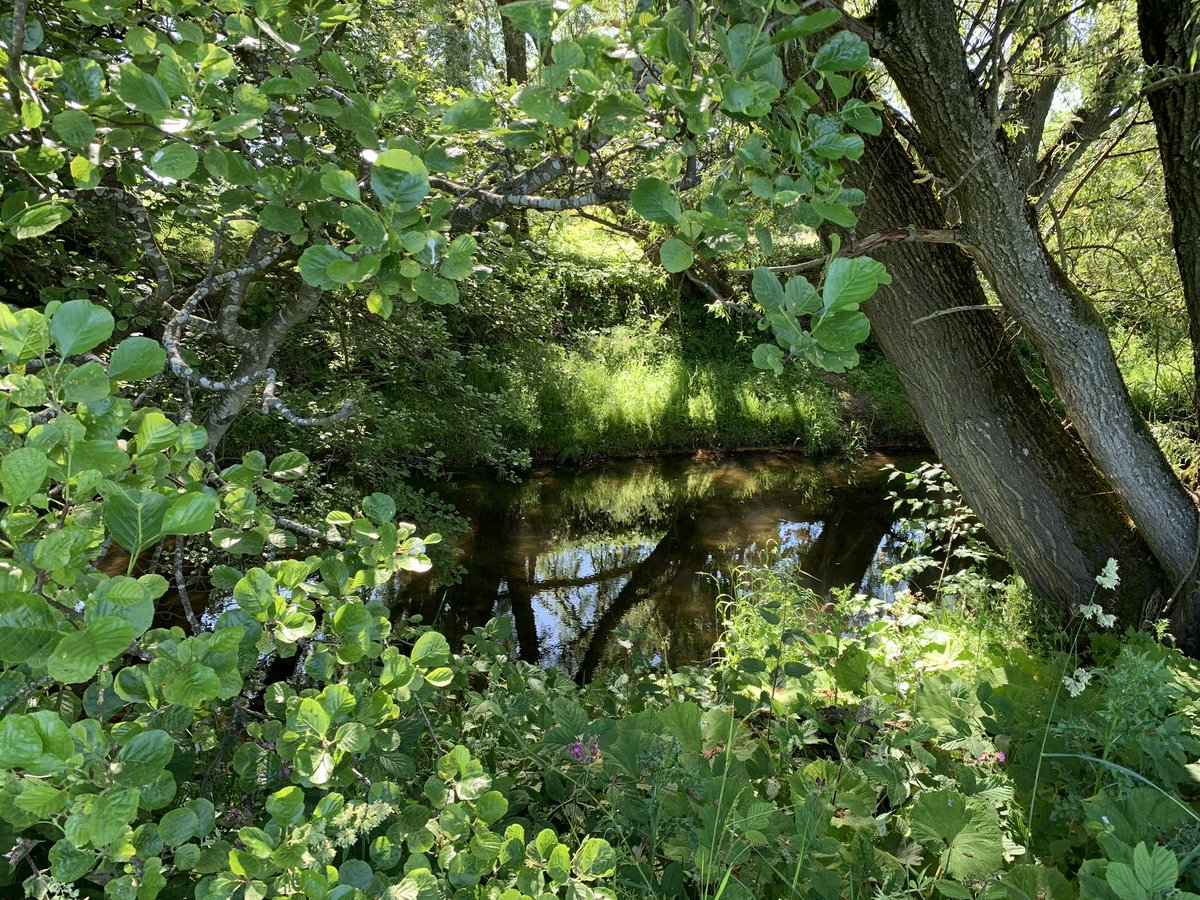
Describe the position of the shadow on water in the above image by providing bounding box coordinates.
[384,451,929,681]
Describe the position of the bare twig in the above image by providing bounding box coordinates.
[911,304,1005,325]
[731,226,963,275]
[175,536,202,634]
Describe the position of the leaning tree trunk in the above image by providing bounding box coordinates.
[871,0,1200,626]
[1139,0,1200,423]
[841,118,1168,636]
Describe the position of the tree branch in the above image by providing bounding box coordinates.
[432,176,630,211]
[730,226,963,275]
[5,0,30,120]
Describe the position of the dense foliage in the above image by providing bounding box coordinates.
[4,0,1200,896]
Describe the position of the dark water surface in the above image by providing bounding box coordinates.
[386,451,928,680]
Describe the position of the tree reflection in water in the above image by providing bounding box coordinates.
[388,452,928,681]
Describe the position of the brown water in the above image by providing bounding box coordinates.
[385,451,928,680]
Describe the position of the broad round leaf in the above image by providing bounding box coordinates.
[47,617,136,684]
[108,336,166,381]
[50,299,115,357]
[151,143,199,180]
[660,238,694,273]
[441,97,493,133]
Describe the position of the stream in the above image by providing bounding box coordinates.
[386,451,931,680]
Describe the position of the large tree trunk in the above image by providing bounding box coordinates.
[871,0,1200,625]
[842,118,1168,635]
[1139,0,1200,422]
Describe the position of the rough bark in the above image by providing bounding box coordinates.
[203,283,325,447]
[871,0,1200,606]
[496,0,529,84]
[843,118,1167,634]
[1139,0,1200,422]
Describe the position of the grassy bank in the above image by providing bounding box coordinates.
[483,323,921,462]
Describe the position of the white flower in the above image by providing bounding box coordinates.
[1077,603,1117,629]
[1063,667,1093,697]
[1095,558,1120,590]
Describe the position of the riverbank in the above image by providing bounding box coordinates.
[489,325,923,464]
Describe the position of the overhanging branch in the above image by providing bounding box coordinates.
[731,226,964,275]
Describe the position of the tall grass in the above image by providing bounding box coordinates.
[508,325,850,460]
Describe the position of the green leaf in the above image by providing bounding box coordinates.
[260,203,304,235]
[299,243,351,289]
[411,631,450,669]
[822,256,890,312]
[371,149,429,212]
[51,110,96,149]
[151,143,199,180]
[159,808,199,846]
[116,729,174,783]
[1132,841,1178,892]
[813,30,870,72]
[51,298,114,356]
[114,62,171,113]
[268,451,308,479]
[2,13,44,51]
[266,786,305,825]
[475,791,508,824]
[910,790,1004,882]
[0,307,48,362]
[0,715,42,768]
[320,169,361,202]
[104,486,169,554]
[499,0,556,39]
[57,58,105,105]
[108,336,165,381]
[770,10,842,44]
[163,663,221,706]
[71,156,102,190]
[722,22,773,75]
[752,343,785,375]
[47,617,136,684]
[659,238,693,273]
[515,85,570,129]
[631,178,682,225]
[13,782,65,818]
[594,91,645,134]
[61,361,110,403]
[89,788,140,846]
[340,204,385,247]
[0,593,60,663]
[1,446,48,506]
[90,577,154,637]
[574,837,617,879]
[297,698,331,737]
[137,411,179,453]
[362,492,396,525]
[10,202,72,239]
[163,490,218,535]
[442,97,493,132]
[548,843,571,885]
[1106,862,1144,900]
[811,308,871,352]
[810,198,857,227]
